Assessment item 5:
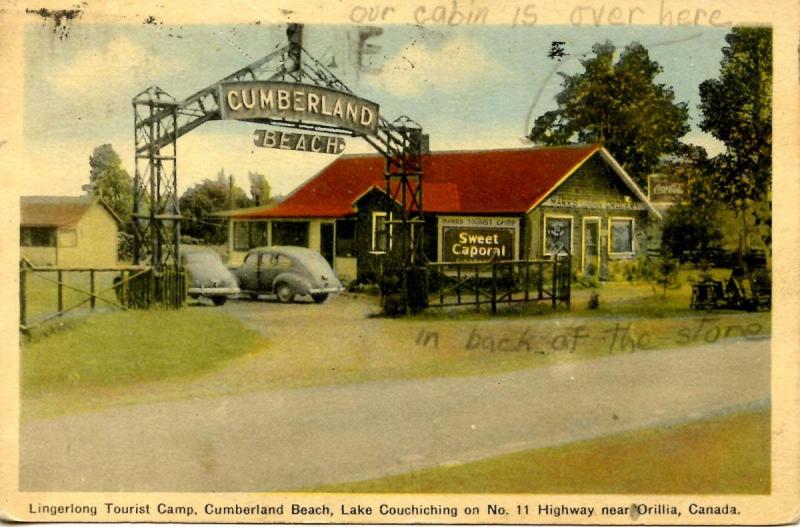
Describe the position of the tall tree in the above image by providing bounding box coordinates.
[698,28,772,254]
[529,41,690,187]
[657,146,725,262]
[248,171,272,206]
[83,144,134,222]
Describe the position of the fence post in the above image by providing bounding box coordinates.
[491,262,497,314]
[524,262,530,302]
[120,270,127,307]
[19,265,26,328]
[57,270,64,315]
[165,270,170,308]
[538,261,544,300]
[456,263,461,305]
[474,265,479,311]
[90,270,96,309]
[566,256,572,309]
[151,269,156,306]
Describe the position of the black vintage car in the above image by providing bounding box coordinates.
[235,246,344,303]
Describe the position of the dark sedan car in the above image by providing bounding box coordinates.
[235,246,343,303]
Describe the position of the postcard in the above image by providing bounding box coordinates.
[0,0,798,524]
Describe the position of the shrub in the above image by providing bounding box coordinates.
[608,257,657,283]
[117,230,134,262]
[651,255,680,299]
[588,291,600,309]
[661,203,724,263]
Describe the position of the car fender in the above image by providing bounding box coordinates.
[273,272,311,295]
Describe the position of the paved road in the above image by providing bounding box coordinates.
[20,332,769,491]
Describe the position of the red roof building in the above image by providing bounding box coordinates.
[224,144,660,283]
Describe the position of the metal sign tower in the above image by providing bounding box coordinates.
[132,24,426,312]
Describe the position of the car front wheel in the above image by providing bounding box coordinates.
[311,293,329,304]
[275,283,295,303]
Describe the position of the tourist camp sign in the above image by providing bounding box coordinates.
[438,216,519,263]
[253,129,346,154]
[220,81,380,135]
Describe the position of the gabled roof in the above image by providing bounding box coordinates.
[228,144,660,219]
[21,196,122,227]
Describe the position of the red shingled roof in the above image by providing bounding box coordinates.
[231,144,601,219]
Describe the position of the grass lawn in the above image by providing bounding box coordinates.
[312,407,770,494]
[22,309,268,405]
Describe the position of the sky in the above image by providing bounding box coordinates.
[22,22,729,197]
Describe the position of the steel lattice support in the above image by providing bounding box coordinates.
[379,117,426,313]
[384,116,425,265]
[132,87,180,271]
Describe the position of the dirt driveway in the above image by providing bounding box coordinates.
[20,295,770,491]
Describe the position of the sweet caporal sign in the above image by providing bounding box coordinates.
[439,216,519,263]
[219,81,380,136]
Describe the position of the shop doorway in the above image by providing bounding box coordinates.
[582,218,601,276]
[320,223,335,266]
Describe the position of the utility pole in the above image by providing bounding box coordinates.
[228,174,233,243]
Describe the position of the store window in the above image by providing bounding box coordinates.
[233,222,249,251]
[371,212,392,254]
[20,226,57,247]
[543,216,572,255]
[335,219,357,257]
[272,221,309,247]
[609,217,635,254]
[233,222,269,251]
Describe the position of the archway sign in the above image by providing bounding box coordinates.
[132,24,427,313]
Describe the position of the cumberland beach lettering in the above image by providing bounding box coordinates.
[219,81,379,135]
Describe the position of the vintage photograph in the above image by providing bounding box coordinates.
[1,0,797,524]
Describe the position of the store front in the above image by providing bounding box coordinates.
[222,144,661,283]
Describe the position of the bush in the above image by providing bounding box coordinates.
[588,291,600,309]
[118,230,134,262]
[661,203,724,263]
[573,271,600,288]
[608,257,657,283]
[651,255,680,299]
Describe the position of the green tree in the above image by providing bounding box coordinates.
[529,41,690,187]
[698,28,772,254]
[248,171,272,206]
[83,144,134,222]
[656,146,729,263]
[661,203,724,263]
[179,169,250,244]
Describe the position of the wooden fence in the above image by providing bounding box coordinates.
[19,261,185,332]
[426,254,571,313]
